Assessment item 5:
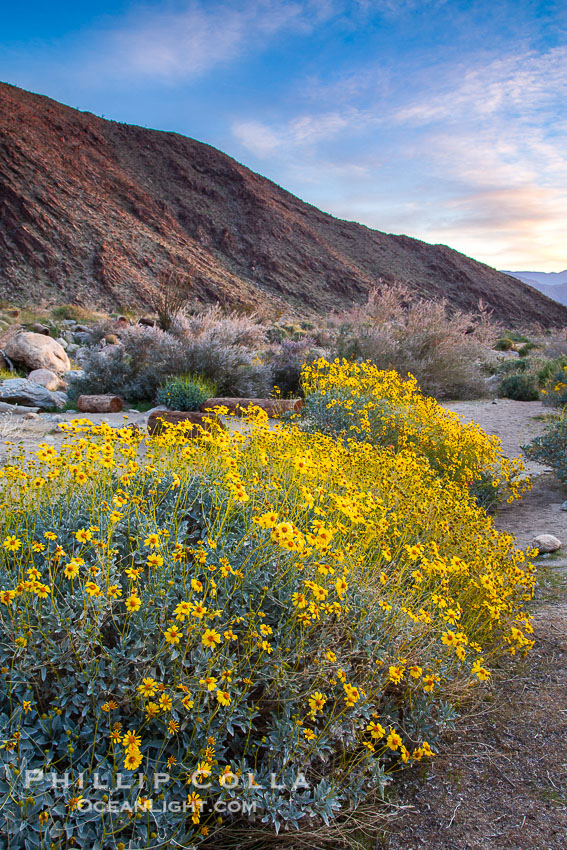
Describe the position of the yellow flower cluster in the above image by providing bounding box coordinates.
[0,368,536,840]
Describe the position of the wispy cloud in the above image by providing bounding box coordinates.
[91,0,340,81]
[233,110,355,155]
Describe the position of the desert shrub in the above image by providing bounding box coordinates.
[498,374,540,401]
[498,358,527,375]
[332,286,496,400]
[537,357,565,387]
[523,413,567,483]
[66,326,187,402]
[67,324,271,401]
[540,359,567,408]
[269,338,321,397]
[0,398,534,847]
[494,337,515,351]
[175,305,266,350]
[157,374,217,411]
[300,358,529,509]
[145,268,194,331]
[180,339,272,397]
[518,341,538,357]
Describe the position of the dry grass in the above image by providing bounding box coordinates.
[332,285,498,399]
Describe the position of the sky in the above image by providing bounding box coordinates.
[1,0,566,271]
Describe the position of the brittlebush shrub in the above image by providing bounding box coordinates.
[540,360,567,408]
[0,379,534,848]
[523,413,567,484]
[300,358,529,510]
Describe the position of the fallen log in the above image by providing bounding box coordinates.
[200,397,303,417]
[77,394,123,413]
[147,409,225,437]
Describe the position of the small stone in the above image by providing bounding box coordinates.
[23,411,39,420]
[29,323,51,335]
[530,534,562,554]
[561,501,567,512]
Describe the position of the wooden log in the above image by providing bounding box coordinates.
[147,409,225,437]
[200,397,304,417]
[77,394,123,413]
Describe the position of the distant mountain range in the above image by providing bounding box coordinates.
[501,270,567,307]
[1,81,567,326]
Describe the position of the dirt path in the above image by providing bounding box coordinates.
[386,400,567,850]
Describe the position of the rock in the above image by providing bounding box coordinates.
[28,368,62,391]
[72,332,91,344]
[51,391,67,409]
[138,316,157,327]
[561,501,567,512]
[73,324,90,333]
[0,378,59,410]
[65,369,84,381]
[29,322,51,335]
[104,333,119,344]
[201,397,304,416]
[3,331,70,373]
[116,316,129,325]
[147,410,225,437]
[56,337,69,350]
[0,400,39,415]
[0,352,8,371]
[77,394,123,413]
[23,411,39,420]
[484,375,500,393]
[146,405,168,419]
[530,534,563,554]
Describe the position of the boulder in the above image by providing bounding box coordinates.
[56,337,69,350]
[0,378,59,410]
[28,369,62,391]
[3,331,70,373]
[530,534,562,554]
[201,397,304,416]
[51,391,68,410]
[148,410,225,437]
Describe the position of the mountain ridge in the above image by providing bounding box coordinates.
[1,81,566,326]
[502,270,567,307]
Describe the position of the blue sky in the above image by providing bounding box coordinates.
[1,0,566,270]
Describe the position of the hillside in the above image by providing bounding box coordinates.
[1,81,566,325]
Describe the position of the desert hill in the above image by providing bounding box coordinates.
[1,81,566,325]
